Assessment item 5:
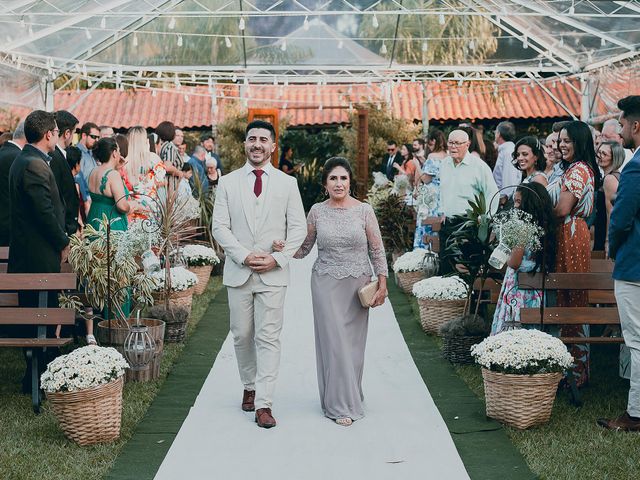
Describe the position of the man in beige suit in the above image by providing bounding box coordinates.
[212,120,307,428]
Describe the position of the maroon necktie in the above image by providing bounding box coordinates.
[253,169,264,197]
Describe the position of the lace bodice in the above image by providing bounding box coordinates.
[294,201,388,279]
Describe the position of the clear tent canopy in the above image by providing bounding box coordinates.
[1,0,639,115]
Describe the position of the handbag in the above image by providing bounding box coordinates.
[358,280,379,308]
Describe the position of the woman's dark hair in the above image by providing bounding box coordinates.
[561,121,602,190]
[512,136,546,176]
[515,182,556,272]
[156,121,176,142]
[94,137,119,164]
[181,163,193,172]
[66,145,81,170]
[401,143,414,162]
[279,145,292,163]
[427,129,447,153]
[115,133,129,158]
[148,133,157,153]
[459,125,486,158]
[321,157,353,191]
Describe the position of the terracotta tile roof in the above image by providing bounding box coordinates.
[2,79,583,131]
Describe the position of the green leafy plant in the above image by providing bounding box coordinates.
[369,189,414,258]
[444,194,497,315]
[439,314,490,338]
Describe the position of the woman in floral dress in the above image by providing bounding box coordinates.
[547,121,601,387]
[413,142,447,249]
[491,183,556,334]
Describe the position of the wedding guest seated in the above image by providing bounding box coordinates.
[491,182,556,334]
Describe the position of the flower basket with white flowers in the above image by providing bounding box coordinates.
[412,275,468,335]
[150,266,198,312]
[41,346,128,445]
[489,210,544,270]
[393,249,430,293]
[471,329,573,429]
[181,244,220,295]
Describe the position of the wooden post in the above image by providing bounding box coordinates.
[356,108,369,201]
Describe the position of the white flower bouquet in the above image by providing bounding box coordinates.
[392,174,411,194]
[41,346,128,393]
[393,248,429,273]
[115,219,162,263]
[493,209,544,251]
[149,266,198,292]
[372,171,390,188]
[412,275,468,300]
[181,244,220,267]
[471,329,573,375]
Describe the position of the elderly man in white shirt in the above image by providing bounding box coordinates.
[492,121,521,203]
[439,129,499,273]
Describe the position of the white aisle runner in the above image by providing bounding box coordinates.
[155,252,469,480]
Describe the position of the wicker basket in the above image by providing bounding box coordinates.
[442,335,485,364]
[188,265,213,295]
[417,298,466,335]
[47,376,124,446]
[482,369,562,429]
[396,270,426,294]
[153,287,195,312]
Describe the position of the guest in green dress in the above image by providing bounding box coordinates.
[86,137,132,231]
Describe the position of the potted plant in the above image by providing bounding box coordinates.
[412,275,468,335]
[489,209,544,270]
[439,314,490,364]
[392,248,430,294]
[146,304,191,343]
[149,266,198,313]
[41,345,128,445]
[181,244,220,295]
[471,329,573,429]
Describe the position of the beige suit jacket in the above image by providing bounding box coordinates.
[211,165,307,288]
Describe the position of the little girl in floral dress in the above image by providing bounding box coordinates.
[491,182,556,335]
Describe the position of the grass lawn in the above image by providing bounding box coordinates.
[0,277,223,480]
[401,289,640,480]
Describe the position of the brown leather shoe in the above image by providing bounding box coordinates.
[242,390,255,412]
[597,412,640,431]
[255,408,276,428]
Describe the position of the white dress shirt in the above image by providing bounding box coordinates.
[493,141,521,198]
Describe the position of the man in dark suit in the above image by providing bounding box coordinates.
[9,110,70,392]
[50,110,80,235]
[382,140,399,181]
[599,95,640,432]
[0,122,27,246]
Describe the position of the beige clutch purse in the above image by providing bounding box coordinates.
[358,280,379,308]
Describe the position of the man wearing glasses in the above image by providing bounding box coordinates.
[382,140,399,181]
[78,122,100,183]
[439,129,499,273]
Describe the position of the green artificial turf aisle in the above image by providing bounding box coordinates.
[105,285,230,480]
[387,277,536,480]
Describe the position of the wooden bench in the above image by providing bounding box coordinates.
[0,272,77,412]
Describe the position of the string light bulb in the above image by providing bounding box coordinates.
[422,40,428,52]
[177,35,183,47]
[100,16,106,29]
[439,13,445,25]
[168,17,176,30]
[239,17,245,31]
[338,40,343,49]
[281,39,287,51]
[133,33,138,47]
[522,36,528,49]
[568,1,575,15]
[380,42,387,54]
[372,14,379,29]
[468,39,475,51]
[225,36,232,48]
[85,28,92,40]
[303,16,309,30]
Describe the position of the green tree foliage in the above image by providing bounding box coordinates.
[339,103,420,183]
[359,0,497,65]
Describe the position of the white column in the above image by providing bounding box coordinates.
[421,81,429,137]
[580,74,591,122]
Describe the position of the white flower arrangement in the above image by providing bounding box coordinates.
[115,219,161,263]
[175,194,201,221]
[412,275,468,300]
[393,248,429,273]
[372,171,390,188]
[392,174,411,194]
[181,244,220,267]
[493,209,544,251]
[471,329,573,375]
[40,346,128,393]
[149,266,198,292]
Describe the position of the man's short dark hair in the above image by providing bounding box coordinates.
[156,121,176,142]
[24,110,56,144]
[552,120,571,133]
[245,120,275,141]
[200,132,215,143]
[413,138,425,147]
[80,122,99,136]
[54,110,79,135]
[618,95,640,120]
[496,121,516,142]
[66,145,81,170]
[387,140,397,146]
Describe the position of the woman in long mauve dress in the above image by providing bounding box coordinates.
[548,121,601,387]
[291,157,388,427]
